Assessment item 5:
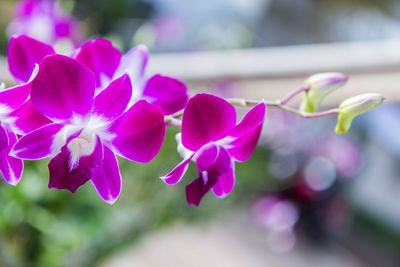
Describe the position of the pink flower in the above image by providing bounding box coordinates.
[11,55,166,203]
[161,94,265,206]
[8,0,82,46]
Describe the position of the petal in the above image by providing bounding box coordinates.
[0,128,23,185]
[110,100,165,163]
[228,102,266,137]
[48,136,103,193]
[142,74,189,115]
[93,74,132,121]
[205,146,232,176]
[185,175,218,206]
[75,39,122,88]
[7,35,55,82]
[11,123,64,160]
[0,82,31,111]
[195,143,218,172]
[160,153,194,185]
[31,54,95,123]
[222,102,265,162]
[212,166,235,198]
[91,145,121,204]
[9,100,52,135]
[114,45,149,91]
[0,125,8,151]
[182,94,236,151]
[227,125,263,162]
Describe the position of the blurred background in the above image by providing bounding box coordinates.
[0,0,400,266]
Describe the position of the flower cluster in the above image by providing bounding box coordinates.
[2,34,188,204]
[0,34,385,206]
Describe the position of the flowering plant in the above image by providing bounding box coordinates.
[0,34,384,206]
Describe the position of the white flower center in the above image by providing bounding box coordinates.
[67,129,97,170]
[52,116,115,170]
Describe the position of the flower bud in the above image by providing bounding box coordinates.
[335,93,385,134]
[300,72,348,113]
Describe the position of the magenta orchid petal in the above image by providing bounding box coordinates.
[205,146,232,175]
[91,145,121,204]
[227,125,263,162]
[114,45,149,90]
[228,101,266,138]
[76,39,122,87]
[110,100,165,163]
[93,74,132,121]
[11,123,64,160]
[0,82,31,110]
[31,55,95,123]
[142,74,189,115]
[182,94,236,151]
[0,128,23,185]
[161,153,194,185]
[48,136,103,193]
[0,125,9,151]
[195,143,218,172]
[9,100,52,135]
[212,166,235,198]
[7,35,55,82]
[185,175,218,206]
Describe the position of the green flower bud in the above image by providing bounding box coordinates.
[335,93,385,134]
[300,72,348,113]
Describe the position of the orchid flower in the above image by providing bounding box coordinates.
[75,39,189,115]
[11,55,166,203]
[161,94,265,206]
[7,0,82,47]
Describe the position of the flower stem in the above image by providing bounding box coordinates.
[226,98,339,119]
[280,85,309,105]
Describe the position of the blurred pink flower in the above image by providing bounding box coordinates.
[8,0,83,46]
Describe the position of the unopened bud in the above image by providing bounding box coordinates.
[335,93,385,134]
[300,72,348,113]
